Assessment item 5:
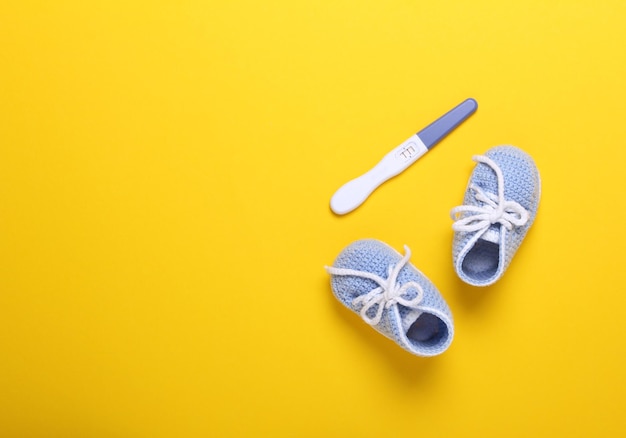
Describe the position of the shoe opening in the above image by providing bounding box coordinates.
[406,313,449,347]
[461,239,500,283]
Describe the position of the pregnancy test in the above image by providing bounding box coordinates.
[330,98,478,215]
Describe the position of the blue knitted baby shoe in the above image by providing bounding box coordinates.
[326,239,454,357]
[451,145,541,286]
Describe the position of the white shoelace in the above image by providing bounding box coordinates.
[325,246,424,326]
[451,155,529,235]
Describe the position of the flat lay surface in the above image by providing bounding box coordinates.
[1,1,625,436]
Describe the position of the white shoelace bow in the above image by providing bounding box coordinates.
[325,246,424,326]
[451,155,529,234]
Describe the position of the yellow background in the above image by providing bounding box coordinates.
[1,1,625,436]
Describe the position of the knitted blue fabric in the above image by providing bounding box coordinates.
[326,239,454,357]
[451,145,541,286]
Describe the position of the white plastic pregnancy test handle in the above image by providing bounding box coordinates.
[330,134,428,215]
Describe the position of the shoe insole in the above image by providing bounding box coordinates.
[407,313,442,343]
[462,239,500,281]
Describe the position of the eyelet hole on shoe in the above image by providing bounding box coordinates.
[461,239,500,282]
[406,313,448,347]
